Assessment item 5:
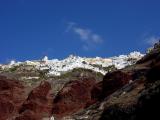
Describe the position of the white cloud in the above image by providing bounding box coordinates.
[74,28,91,41]
[91,34,103,43]
[65,22,76,32]
[66,22,104,50]
[146,36,160,46]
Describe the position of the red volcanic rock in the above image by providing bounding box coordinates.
[17,81,53,120]
[15,115,37,120]
[15,110,40,120]
[91,82,103,100]
[0,76,24,91]
[102,71,132,99]
[0,76,26,120]
[0,76,53,120]
[52,77,97,118]
[27,81,51,102]
[90,71,132,101]
[0,101,14,120]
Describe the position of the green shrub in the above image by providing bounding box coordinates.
[9,66,19,72]
[103,65,117,72]
[38,69,49,79]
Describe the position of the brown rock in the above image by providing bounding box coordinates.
[17,81,53,120]
[0,76,26,120]
[52,77,97,118]
[91,82,103,100]
[27,81,51,102]
[15,110,40,120]
[147,61,160,82]
[0,101,14,120]
[102,71,132,99]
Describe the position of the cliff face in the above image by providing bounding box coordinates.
[0,77,53,120]
[0,43,160,120]
[0,76,26,120]
[52,77,97,118]
[70,42,160,120]
[16,81,53,120]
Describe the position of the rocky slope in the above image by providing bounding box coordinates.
[0,43,160,120]
[69,42,160,120]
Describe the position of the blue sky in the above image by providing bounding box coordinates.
[0,0,160,63]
